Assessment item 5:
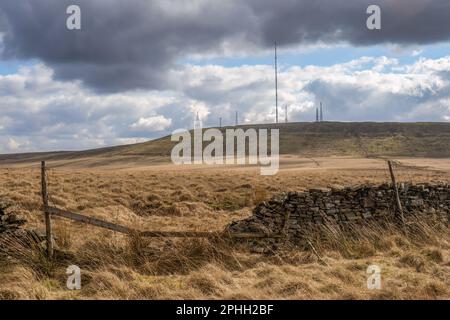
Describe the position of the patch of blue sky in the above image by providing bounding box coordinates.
[182,42,450,69]
[0,59,38,75]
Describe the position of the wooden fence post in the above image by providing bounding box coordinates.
[41,161,53,259]
[387,160,406,231]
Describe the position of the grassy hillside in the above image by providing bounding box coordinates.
[2,122,450,164]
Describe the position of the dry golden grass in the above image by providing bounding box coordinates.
[0,156,449,300]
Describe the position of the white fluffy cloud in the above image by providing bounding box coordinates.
[6,138,20,150]
[0,56,450,153]
[130,116,172,132]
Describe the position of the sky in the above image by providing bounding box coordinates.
[0,0,450,153]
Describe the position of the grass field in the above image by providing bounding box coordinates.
[0,155,449,299]
[2,123,450,166]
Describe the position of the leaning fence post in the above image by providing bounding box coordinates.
[41,161,53,259]
[387,160,406,232]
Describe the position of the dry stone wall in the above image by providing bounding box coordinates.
[0,199,27,234]
[227,183,449,237]
[0,199,46,258]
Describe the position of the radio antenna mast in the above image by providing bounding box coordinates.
[275,42,278,124]
[285,104,288,123]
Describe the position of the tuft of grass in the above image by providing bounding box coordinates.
[399,253,426,272]
[253,186,269,205]
[422,248,444,263]
[0,232,57,278]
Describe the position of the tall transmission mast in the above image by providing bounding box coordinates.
[285,104,288,123]
[275,42,279,124]
[194,111,202,129]
[235,111,238,126]
[219,117,222,128]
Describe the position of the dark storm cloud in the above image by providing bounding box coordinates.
[0,0,449,92]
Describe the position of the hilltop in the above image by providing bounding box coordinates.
[1,122,450,166]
